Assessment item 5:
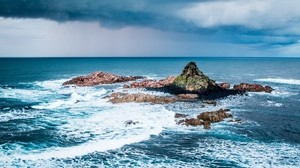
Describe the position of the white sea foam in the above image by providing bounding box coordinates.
[267,100,283,107]
[248,89,297,97]
[0,109,41,122]
[0,87,52,102]
[254,78,300,85]
[14,103,175,160]
[32,78,108,109]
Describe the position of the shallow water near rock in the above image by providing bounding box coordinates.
[0,57,300,167]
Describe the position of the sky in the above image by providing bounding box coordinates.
[0,0,300,57]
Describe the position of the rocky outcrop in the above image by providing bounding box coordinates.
[63,71,144,86]
[233,83,273,93]
[197,109,232,122]
[172,62,219,92]
[178,109,232,129]
[108,93,176,104]
[177,94,199,99]
[218,83,230,89]
[123,76,175,89]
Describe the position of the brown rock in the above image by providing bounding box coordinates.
[203,121,211,129]
[233,83,273,93]
[124,76,176,89]
[177,94,199,99]
[218,83,230,89]
[63,71,144,86]
[108,93,176,104]
[177,109,232,129]
[197,109,232,123]
[183,118,203,126]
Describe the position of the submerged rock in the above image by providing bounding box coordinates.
[233,83,273,93]
[63,71,143,86]
[124,120,140,126]
[108,93,176,104]
[202,100,217,106]
[175,113,189,118]
[124,76,175,89]
[172,62,219,92]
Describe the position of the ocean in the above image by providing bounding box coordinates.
[0,57,299,167]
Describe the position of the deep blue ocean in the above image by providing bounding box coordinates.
[0,57,300,167]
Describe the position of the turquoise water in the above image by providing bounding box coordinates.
[0,57,300,167]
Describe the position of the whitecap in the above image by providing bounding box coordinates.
[266,100,283,107]
[248,89,297,97]
[32,88,107,110]
[0,87,52,102]
[254,78,300,85]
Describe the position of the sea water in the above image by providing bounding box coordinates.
[0,57,299,167]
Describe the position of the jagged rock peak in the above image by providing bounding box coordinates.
[180,62,204,77]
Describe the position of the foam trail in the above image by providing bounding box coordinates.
[254,78,300,85]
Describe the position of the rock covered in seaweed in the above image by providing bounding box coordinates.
[63,71,143,86]
[233,83,273,93]
[172,62,219,92]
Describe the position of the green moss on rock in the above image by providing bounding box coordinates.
[173,62,219,92]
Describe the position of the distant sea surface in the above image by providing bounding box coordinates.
[0,57,300,167]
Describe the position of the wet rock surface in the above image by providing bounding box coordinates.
[63,71,144,86]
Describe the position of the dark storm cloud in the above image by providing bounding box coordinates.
[0,0,196,30]
[1,0,300,47]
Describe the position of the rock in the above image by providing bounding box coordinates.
[202,100,217,106]
[197,109,232,123]
[178,108,232,129]
[233,83,273,93]
[63,71,144,86]
[175,113,188,118]
[177,94,199,99]
[203,121,211,129]
[108,93,176,104]
[182,118,203,126]
[228,119,242,123]
[124,76,175,89]
[172,62,219,92]
[218,83,230,89]
[124,120,140,126]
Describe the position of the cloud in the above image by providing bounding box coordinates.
[179,0,300,30]
[0,0,300,56]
